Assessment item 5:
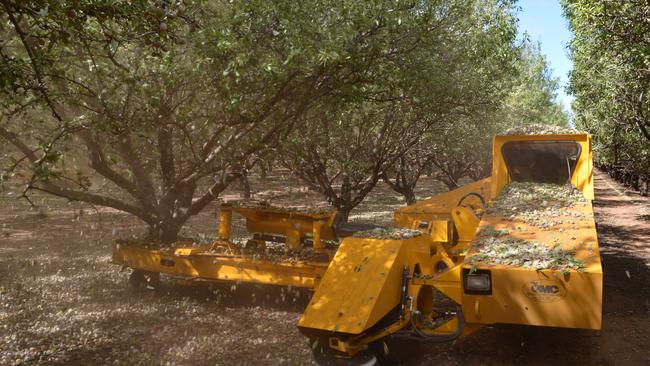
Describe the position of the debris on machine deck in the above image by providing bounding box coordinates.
[229,199,333,216]
[115,237,195,250]
[467,229,585,271]
[487,182,589,229]
[208,243,332,263]
[352,227,422,240]
[466,182,589,272]
[503,123,585,135]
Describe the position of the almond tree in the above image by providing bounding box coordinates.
[563,0,650,191]
[0,1,440,242]
[281,0,523,217]
[383,38,570,198]
[280,102,431,221]
[381,152,434,205]
[380,0,520,199]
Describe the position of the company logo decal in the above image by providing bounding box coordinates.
[522,280,566,302]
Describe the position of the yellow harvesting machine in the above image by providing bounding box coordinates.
[112,132,602,364]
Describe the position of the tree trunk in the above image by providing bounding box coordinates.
[335,207,351,223]
[260,162,268,180]
[403,189,417,205]
[381,171,418,206]
[239,174,251,198]
[160,223,182,244]
[440,178,458,190]
[147,218,183,245]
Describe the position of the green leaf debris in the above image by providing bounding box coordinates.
[487,182,588,229]
[467,182,588,271]
[467,231,585,271]
[502,123,585,136]
[352,227,422,240]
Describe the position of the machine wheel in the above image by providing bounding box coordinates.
[128,270,160,292]
[369,338,419,365]
[369,340,397,365]
[310,339,377,366]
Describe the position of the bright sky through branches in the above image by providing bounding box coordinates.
[517,0,573,113]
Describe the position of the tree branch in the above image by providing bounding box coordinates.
[1,0,63,121]
[32,182,152,223]
[77,129,154,209]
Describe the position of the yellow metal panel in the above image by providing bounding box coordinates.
[112,243,329,289]
[218,207,232,240]
[451,206,480,243]
[463,267,602,329]
[174,248,201,256]
[430,220,449,242]
[298,236,429,334]
[234,208,338,240]
[413,264,463,304]
[463,195,602,329]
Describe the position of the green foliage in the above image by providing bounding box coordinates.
[281,0,523,215]
[3,0,467,240]
[0,0,585,240]
[562,0,650,176]
[501,40,569,127]
[401,36,568,193]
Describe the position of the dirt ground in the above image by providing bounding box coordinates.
[1,169,649,365]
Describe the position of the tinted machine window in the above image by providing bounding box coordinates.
[501,141,581,184]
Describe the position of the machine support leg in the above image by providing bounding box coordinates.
[313,220,325,250]
[286,227,301,251]
[218,206,232,241]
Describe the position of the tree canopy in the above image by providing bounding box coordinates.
[1,0,569,242]
[562,0,650,180]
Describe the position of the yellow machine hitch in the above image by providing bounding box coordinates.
[112,133,602,364]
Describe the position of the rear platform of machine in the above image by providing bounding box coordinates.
[113,204,342,290]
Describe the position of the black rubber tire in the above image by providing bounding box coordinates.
[369,338,419,366]
[310,339,377,366]
[128,270,160,292]
[369,340,398,365]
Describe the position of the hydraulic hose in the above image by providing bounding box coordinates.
[399,265,410,320]
[412,306,464,342]
[456,192,486,209]
[395,305,465,343]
